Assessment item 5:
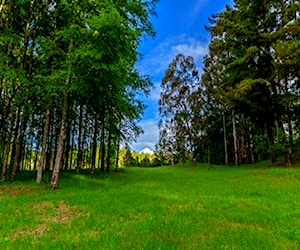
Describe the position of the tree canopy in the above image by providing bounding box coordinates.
[0,0,158,187]
[157,0,300,166]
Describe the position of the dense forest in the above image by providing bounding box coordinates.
[0,0,158,188]
[156,0,300,166]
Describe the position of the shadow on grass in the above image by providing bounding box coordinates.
[0,168,128,191]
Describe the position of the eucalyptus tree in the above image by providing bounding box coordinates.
[158,54,200,163]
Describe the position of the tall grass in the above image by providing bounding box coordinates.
[0,163,299,249]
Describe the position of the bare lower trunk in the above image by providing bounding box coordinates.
[76,105,83,173]
[51,86,69,189]
[1,139,11,182]
[10,108,28,181]
[91,114,98,175]
[63,117,71,170]
[284,150,294,167]
[100,116,105,171]
[106,130,111,172]
[115,137,120,170]
[51,39,73,189]
[36,109,51,184]
[223,112,228,165]
[1,109,17,182]
[232,110,239,166]
[264,122,276,163]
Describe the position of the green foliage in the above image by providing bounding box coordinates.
[123,148,135,167]
[0,0,159,183]
[199,0,300,164]
[157,54,201,162]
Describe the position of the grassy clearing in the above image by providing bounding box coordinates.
[0,163,299,249]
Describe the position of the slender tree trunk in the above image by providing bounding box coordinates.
[51,89,70,188]
[223,112,228,165]
[46,120,54,172]
[69,125,74,170]
[264,122,276,163]
[81,119,87,169]
[52,119,59,170]
[106,129,111,172]
[100,118,106,171]
[98,143,101,168]
[36,109,51,183]
[51,40,73,190]
[115,136,120,170]
[63,116,71,170]
[284,114,294,166]
[77,105,83,173]
[1,108,17,182]
[10,107,28,181]
[232,110,239,166]
[91,114,98,175]
[243,116,253,164]
[1,139,11,182]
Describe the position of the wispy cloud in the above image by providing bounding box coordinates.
[190,1,209,18]
[137,34,209,77]
[131,119,159,151]
[148,81,161,102]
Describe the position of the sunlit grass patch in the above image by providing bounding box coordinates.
[0,163,299,249]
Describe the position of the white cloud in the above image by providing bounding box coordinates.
[171,38,208,62]
[134,34,209,152]
[137,34,208,77]
[148,81,161,102]
[131,119,159,151]
[190,1,209,18]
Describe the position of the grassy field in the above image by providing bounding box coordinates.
[0,163,299,249]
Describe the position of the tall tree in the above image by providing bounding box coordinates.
[158,54,200,163]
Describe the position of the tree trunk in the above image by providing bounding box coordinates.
[36,109,51,184]
[106,129,111,172]
[51,39,73,189]
[223,112,228,165]
[265,122,276,163]
[69,125,74,170]
[63,115,71,170]
[232,110,239,166]
[115,136,120,170]
[1,108,17,182]
[76,105,83,173]
[91,114,98,175]
[10,108,28,181]
[46,120,55,172]
[100,118,106,171]
[51,88,70,189]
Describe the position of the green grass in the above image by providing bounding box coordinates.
[0,162,300,249]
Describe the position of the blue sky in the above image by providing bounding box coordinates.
[132,0,233,151]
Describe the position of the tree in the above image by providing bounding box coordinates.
[123,148,134,167]
[202,0,299,165]
[0,0,159,185]
[158,54,201,163]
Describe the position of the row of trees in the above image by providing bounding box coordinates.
[122,148,163,168]
[157,0,300,166]
[0,0,158,188]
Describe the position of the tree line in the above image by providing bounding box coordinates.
[157,0,300,166]
[0,0,158,188]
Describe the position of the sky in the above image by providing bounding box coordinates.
[132,0,233,151]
